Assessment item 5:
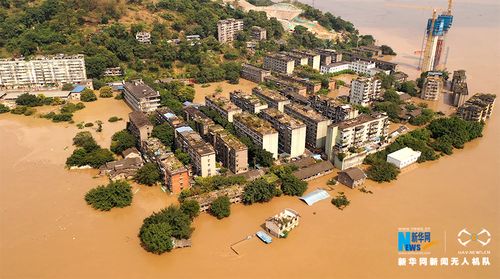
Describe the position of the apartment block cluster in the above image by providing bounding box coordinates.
[457,93,496,122]
[0,54,87,89]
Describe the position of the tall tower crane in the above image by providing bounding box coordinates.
[419,10,438,72]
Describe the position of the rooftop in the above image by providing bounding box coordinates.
[334,112,387,130]
[216,128,248,151]
[161,153,188,174]
[234,111,277,135]
[293,161,334,181]
[324,61,350,68]
[284,102,329,123]
[205,95,242,112]
[387,147,421,161]
[265,53,295,62]
[299,189,331,206]
[242,63,270,73]
[178,128,215,156]
[252,87,289,102]
[341,167,367,181]
[129,111,152,128]
[261,108,306,129]
[124,80,159,99]
[230,90,267,106]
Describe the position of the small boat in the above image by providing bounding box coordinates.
[256,231,272,244]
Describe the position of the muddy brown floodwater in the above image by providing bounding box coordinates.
[1,1,500,278]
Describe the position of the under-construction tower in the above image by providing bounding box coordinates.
[419,1,454,72]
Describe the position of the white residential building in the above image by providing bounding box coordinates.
[123,80,161,113]
[349,77,382,107]
[387,147,421,169]
[229,90,268,114]
[349,60,377,76]
[320,61,351,74]
[217,18,244,43]
[260,108,306,158]
[0,54,87,89]
[325,112,389,161]
[233,112,279,159]
[175,126,217,177]
[252,87,290,112]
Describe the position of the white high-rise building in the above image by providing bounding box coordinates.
[0,54,87,89]
[349,77,382,107]
[217,19,244,43]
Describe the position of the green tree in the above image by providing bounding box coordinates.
[84,180,133,211]
[242,178,277,204]
[331,192,350,210]
[367,161,400,182]
[139,222,174,254]
[135,163,161,186]
[0,103,10,113]
[110,130,136,154]
[15,93,40,107]
[209,196,231,219]
[99,86,113,98]
[180,200,200,219]
[139,205,193,253]
[281,175,308,196]
[175,149,191,165]
[80,89,97,102]
[152,123,174,149]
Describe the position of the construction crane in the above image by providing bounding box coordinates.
[447,0,453,15]
[419,9,437,72]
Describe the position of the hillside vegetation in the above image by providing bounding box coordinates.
[0,0,374,87]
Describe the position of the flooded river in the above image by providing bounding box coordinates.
[1,1,499,278]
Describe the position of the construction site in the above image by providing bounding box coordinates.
[225,0,340,40]
[418,0,454,72]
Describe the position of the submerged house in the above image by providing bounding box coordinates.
[337,167,367,188]
[265,209,300,238]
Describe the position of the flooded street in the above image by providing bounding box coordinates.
[1,1,500,278]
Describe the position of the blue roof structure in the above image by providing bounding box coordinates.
[71,85,86,93]
[175,126,193,133]
[183,101,193,107]
[299,189,330,206]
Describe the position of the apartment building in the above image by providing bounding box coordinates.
[309,95,359,123]
[320,61,351,74]
[229,90,268,114]
[274,73,322,95]
[284,103,331,150]
[233,112,279,159]
[240,64,271,83]
[252,87,290,112]
[263,53,295,75]
[260,108,306,158]
[208,125,249,174]
[205,95,242,122]
[421,72,444,101]
[325,113,389,160]
[451,70,469,107]
[143,138,189,194]
[155,107,185,128]
[184,106,215,140]
[315,49,343,66]
[217,18,244,43]
[290,50,321,71]
[175,126,216,177]
[123,80,161,113]
[263,75,307,96]
[349,77,382,107]
[457,93,496,122]
[251,26,267,41]
[103,67,123,77]
[128,111,154,145]
[0,54,87,89]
